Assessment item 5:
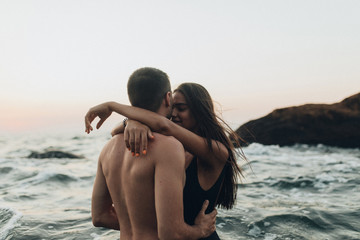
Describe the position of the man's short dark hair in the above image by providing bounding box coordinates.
[127,67,171,112]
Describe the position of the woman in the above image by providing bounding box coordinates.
[85,83,246,239]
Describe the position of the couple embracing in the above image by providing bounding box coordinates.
[85,67,246,239]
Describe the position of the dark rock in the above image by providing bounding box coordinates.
[236,93,360,148]
[28,150,81,159]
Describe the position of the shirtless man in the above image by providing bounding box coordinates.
[86,67,216,239]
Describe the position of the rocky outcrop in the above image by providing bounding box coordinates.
[236,93,360,148]
[28,150,81,159]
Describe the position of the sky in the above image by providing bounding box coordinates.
[1,0,359,134]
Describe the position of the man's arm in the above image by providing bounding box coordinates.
[154,138,215,239]
[91,156,119,230]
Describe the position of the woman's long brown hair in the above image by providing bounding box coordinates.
[174,83,246,209]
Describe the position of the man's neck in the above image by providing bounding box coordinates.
[156,107,170,119]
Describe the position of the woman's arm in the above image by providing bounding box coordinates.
[85,101,228,168]
[160,118,228,170]
[85,102,164,134]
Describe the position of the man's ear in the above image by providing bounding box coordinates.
[165,91,172,107]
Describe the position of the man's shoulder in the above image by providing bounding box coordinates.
[105,134,124,146]
[100,134,125,159]
[110,134,125,143]
[150,133,184,165]
[151,133,182,148]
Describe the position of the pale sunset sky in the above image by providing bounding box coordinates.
[1,0,359,134]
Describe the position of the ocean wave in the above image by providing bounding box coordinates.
[16,171,79,187]
[264,174,342,190]
[247,213,328,239]
[244,143,360,158]
[270,177,315,189]
[0,167,12,174]
[33,172,78,184]
[48,173,78,183]
[0,207,22,240]
[27,150,81,159]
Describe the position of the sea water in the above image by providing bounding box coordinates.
[0,131,359,240]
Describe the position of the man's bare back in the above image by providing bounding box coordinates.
[93,133,194,239]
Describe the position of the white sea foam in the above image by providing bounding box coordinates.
[247,223,262,237]
[0,207,22,240]
[90,233,101,240]
[264,232,278,240]
[315,173,336,183]
[217,222,226,229]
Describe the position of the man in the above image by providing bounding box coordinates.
[85,67,216,239]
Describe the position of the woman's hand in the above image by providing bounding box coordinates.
[194,200,217,238]
[85,102,113,134]
[124,120,154,156]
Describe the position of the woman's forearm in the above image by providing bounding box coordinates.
[107,101,170,133]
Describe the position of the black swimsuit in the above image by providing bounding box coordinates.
[183,158,226,240]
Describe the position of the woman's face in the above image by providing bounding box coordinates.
[171,91,197,132]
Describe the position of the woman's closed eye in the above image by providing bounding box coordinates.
[173,103,188,111]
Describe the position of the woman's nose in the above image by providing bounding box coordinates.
[171,108,178,117]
